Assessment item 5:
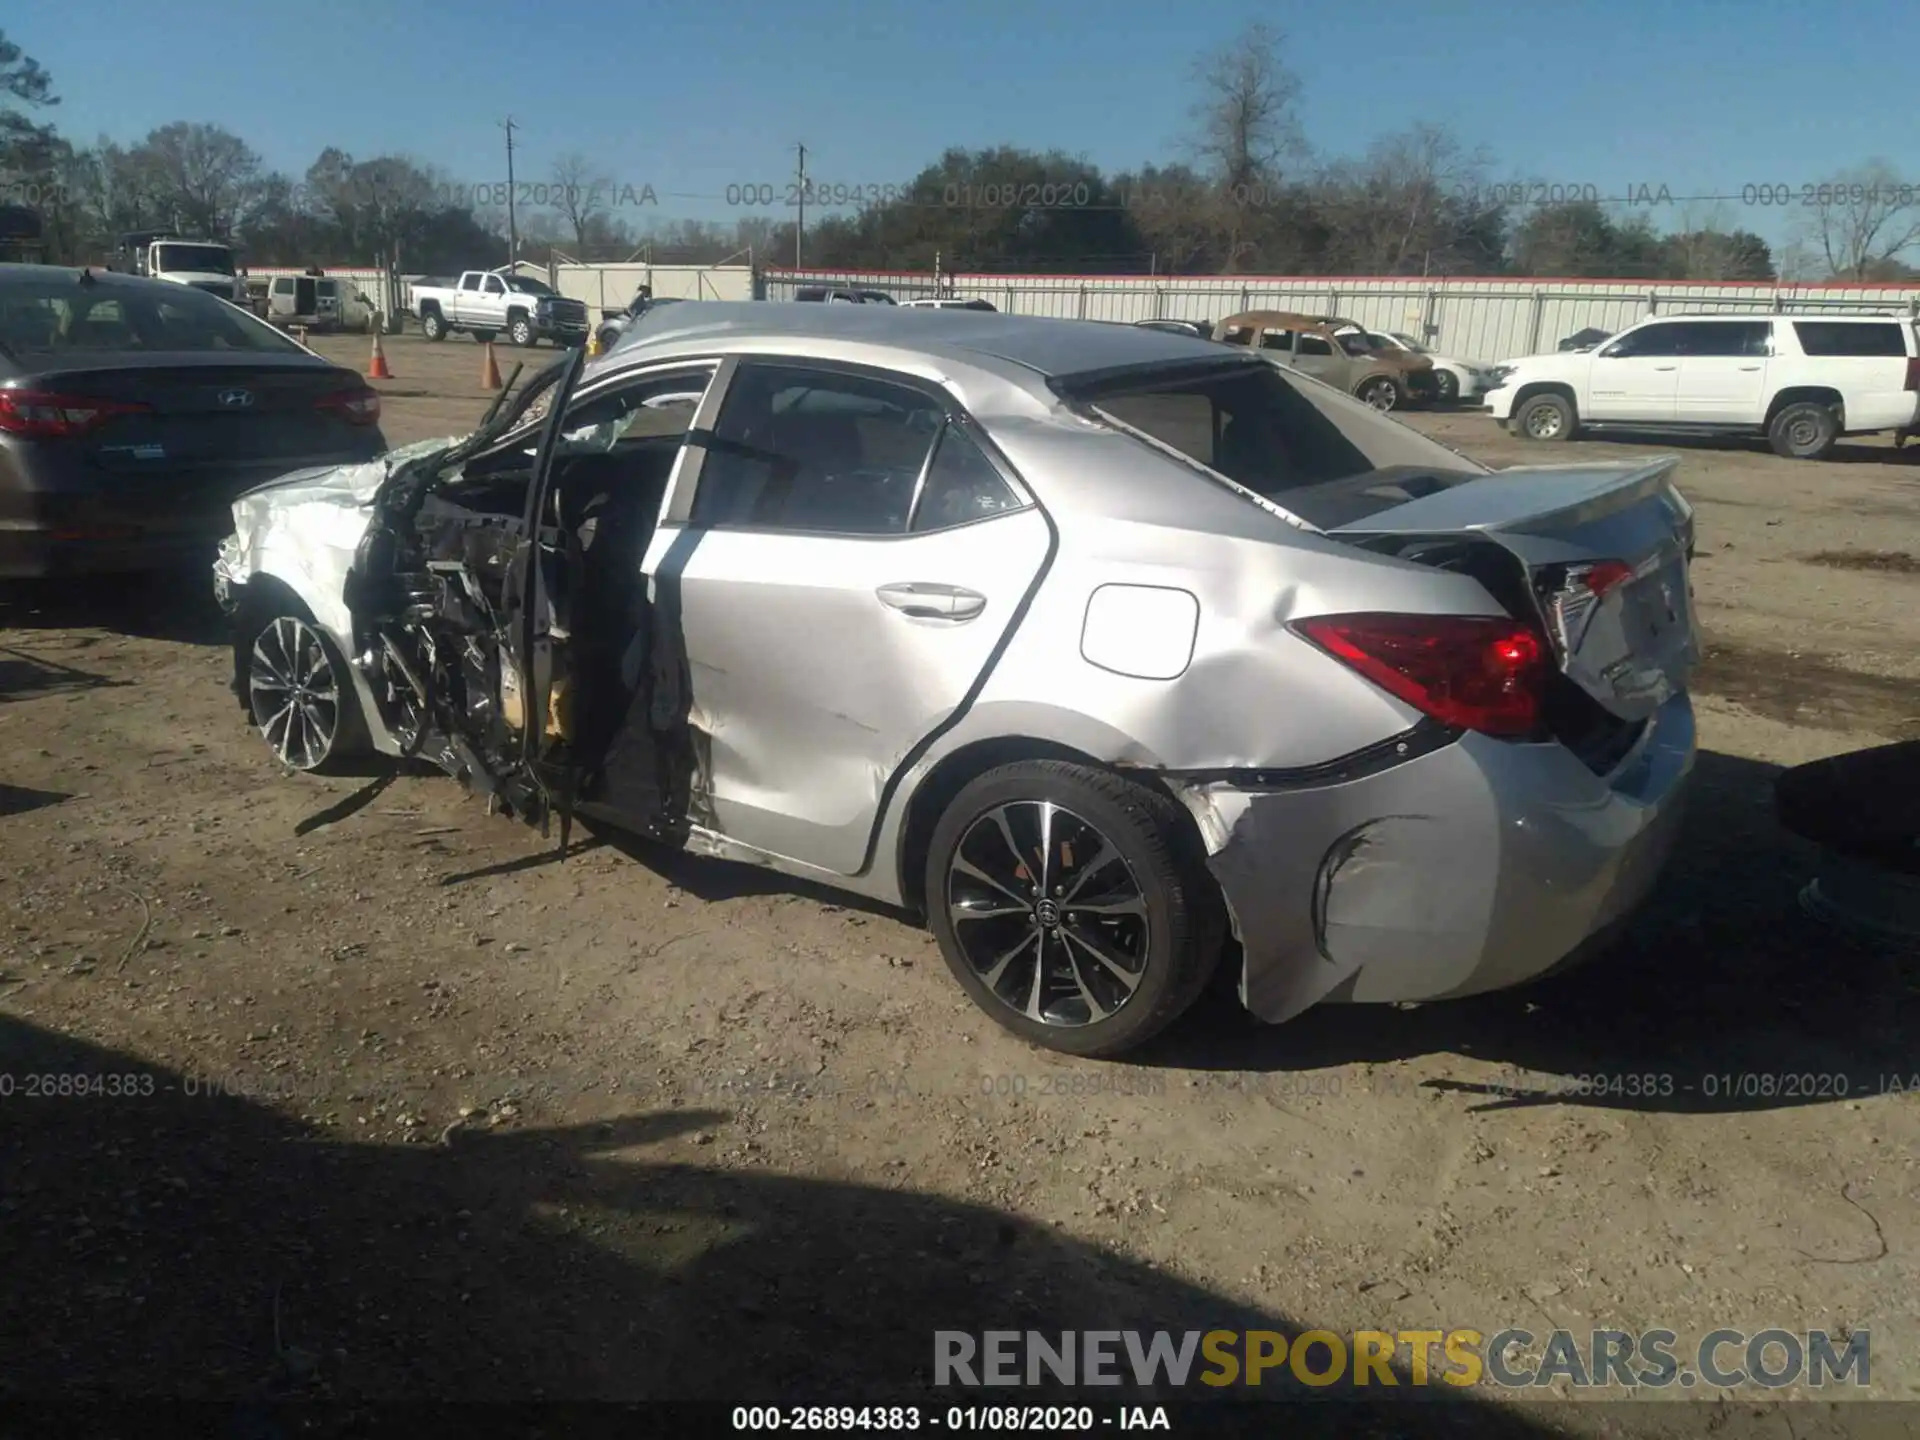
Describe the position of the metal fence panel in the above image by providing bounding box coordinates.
[761,268,1920,357]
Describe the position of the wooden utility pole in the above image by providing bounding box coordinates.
[501,117,519,267]
[795,143,807,268]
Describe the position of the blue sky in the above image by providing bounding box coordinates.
[16,0,1920,254]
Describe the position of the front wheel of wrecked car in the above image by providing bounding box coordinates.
[925,761,1224,1059]
[242,609,368,774]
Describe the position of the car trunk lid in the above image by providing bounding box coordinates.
[1329,457,1698,723]
[13,358,380,533]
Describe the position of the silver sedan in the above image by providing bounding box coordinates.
[213,304,1699,1057]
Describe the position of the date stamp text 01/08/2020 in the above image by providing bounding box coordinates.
[1450,181,1920,208]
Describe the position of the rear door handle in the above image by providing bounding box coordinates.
[1739,365,1761,371]
[876,582,987,621]
[1654,365,1678,371]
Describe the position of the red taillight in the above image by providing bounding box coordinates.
[1293,612,1549,738]
[316,387,381,425]
[1904,357,1920,392]
[0,389,152,439]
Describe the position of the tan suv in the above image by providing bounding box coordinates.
[1212,311,1437,411]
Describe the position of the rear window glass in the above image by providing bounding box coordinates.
[1071,359,1482,527]
[1792,321,1908,357]
[0,280,305,355]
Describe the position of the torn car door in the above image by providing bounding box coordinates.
[502,343,592,835]
[530,365,724,839]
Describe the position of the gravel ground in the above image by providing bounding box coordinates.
[2,332,1915,1430]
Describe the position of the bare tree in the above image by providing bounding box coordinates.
[1660,202,1773,281]
[136,122,262,237]
[1316,124,1490,274]
[550,151,611,256]
[1184,22,1306,271]
[1187,21,1304,188]
[1794,161,1920,280]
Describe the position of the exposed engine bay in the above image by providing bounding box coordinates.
[339,352,691,849]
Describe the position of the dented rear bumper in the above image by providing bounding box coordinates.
[1171,693,1696,1023]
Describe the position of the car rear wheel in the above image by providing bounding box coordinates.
[1357,376,1401,411]
[420,310,447,342]
[1768,400,1839,460]
[1517,392,1577,442]
[925,761,1224,1058]
[1434,369,1460,404]
[509,314,537,347]
[242,610,367,774]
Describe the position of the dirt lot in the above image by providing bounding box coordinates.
[2,331,1917,1429]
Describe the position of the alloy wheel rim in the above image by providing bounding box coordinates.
[1364,381,1396,411]
[946,800,1150,1028]
[249,617,340,770]
[1529,408,1562,438]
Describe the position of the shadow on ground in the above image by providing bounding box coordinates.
[1150,750,1916,1116]
[0,1015,1595,1435]
[0,642,126,704]
[0,565,230,646]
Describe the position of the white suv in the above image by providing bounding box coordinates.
[1485,313,1920,459]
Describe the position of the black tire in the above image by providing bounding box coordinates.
[1768,400,1839,460]
[924,760,1225,1058]
[1516,391,1577,442]
[237,601,369,775]
[508,312,537,347]
[1434,369,1460,405]
[420,309,447,342]
[1356,376,1401,412]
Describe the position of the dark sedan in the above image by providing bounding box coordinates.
[0,263,387,579]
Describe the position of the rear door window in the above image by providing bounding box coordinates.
[1792,321,1907,357]
[1669,321,1773,356]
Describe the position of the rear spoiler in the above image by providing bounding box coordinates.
[1329,457,1686,539]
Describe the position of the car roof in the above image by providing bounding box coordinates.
[1216,310,1330,330]
[1641,312,1908,323]
[609,301,1253,389]
[0,261,210,296]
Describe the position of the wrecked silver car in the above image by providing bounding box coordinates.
[213,304,1699,1057]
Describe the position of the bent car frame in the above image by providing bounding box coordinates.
[214,304,1699,1057]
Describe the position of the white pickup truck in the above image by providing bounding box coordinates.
[412,269,590,348]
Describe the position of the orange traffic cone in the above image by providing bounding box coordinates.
[481,340,502,391]
[367,328,393,381]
